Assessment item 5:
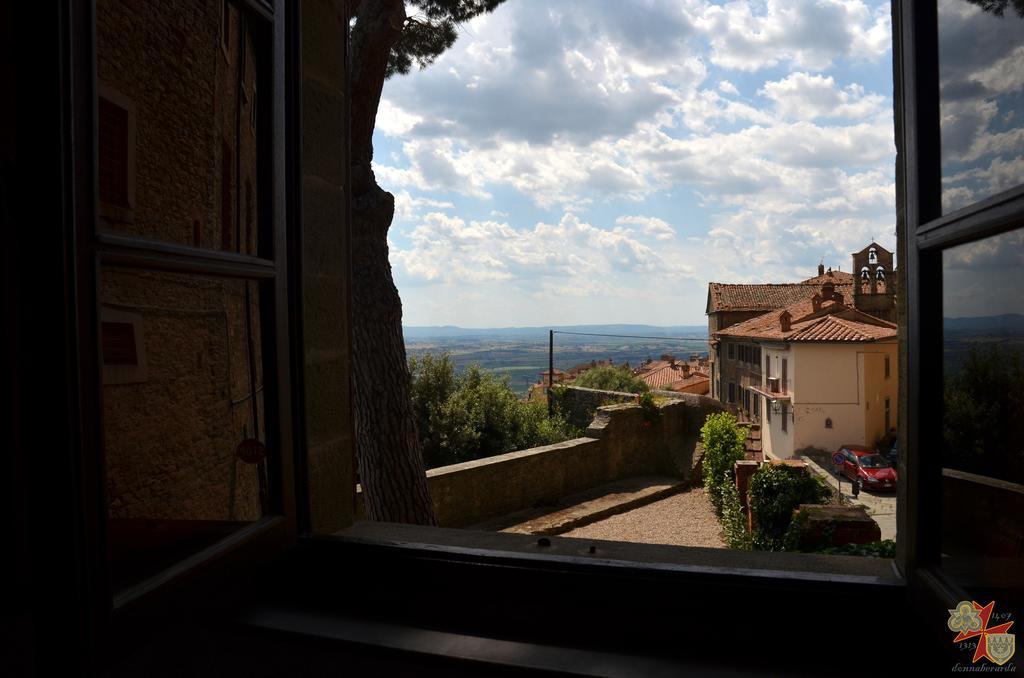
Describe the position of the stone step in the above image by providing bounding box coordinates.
[469,476,688,536]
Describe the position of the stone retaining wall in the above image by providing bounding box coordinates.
[357,392,727,527]
[552,384,689,430]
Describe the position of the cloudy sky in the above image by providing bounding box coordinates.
[374,0,898,327]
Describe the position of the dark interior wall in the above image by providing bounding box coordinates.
[1,1,32,673]
[7,3,99,675]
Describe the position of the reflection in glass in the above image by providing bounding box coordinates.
[938,0,1024,213]
[941,227,1024,607]
[101,267,267,590]
[95,0,263,255]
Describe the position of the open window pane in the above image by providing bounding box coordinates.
[101,267,269,591]
[941,226,1024,606]
[95,0,265,257]
[938,0,1024,214]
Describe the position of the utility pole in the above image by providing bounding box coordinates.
[548,329,554,418]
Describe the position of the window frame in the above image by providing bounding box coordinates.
[67,0,300,631]
[896,0,1024,625]
[30,0,992,669]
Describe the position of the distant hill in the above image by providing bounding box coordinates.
[403,324,708,341]
[944,314,1024,334]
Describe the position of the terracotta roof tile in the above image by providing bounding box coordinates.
[707,281,854,313]
[635,363,709,390]
[714,295,896,343]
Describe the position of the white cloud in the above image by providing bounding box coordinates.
[372,0,899,324]
[759,72,886,120]
[393,190,456,221]
[616,215,677,241]
[693,0,891,72]
[718,80,740,96]
[376,99,422,136]
[393,212,694,285]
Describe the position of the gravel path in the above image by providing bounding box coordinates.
[561,488,726,548]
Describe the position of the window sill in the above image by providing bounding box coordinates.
[328,521,903,586]
[235,524,920,676]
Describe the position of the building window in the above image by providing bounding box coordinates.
[98,96,130,207]
[728,382,735,404]
[885,355,890,379]
[781,403,787,432]
[96,85,136,222]
[221,139,233,251]
[221,0,231,60]
[727,342,734,360]
[781,358,788,393]
[100,307,147,386]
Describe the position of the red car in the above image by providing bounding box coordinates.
[834,445,897,491]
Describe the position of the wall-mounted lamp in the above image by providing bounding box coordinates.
[770,399,781,414]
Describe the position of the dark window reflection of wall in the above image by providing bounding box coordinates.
[938,0,1024,214]
[95,0,270,590]
[941,227,1024,606]
[95,0,262,256]
[101,268,266,589]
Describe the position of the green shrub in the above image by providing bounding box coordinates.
[573,365,649,393]
[700,412,748,515]
[637,391,660,424]
[718,471,752,550]
[748,464,832,551]
[410,353,581,469]
[819,540,896,558]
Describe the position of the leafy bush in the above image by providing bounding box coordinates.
[748,464,832,551]
[818,540,896,558]
[700,412,748,515]
[409,353,580,469]
[637,391,661,425]
[718,471,752,550]
[573,365,649,394]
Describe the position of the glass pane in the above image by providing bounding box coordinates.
[938,0,1024,214]
[101,267,268,590]
[95,0,264,256]
[941,227,1024,606]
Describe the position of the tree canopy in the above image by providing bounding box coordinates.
[410,353,580,469]
[387,0,508,77]
[572,365,650,394]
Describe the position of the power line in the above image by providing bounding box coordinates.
[552,330,709,342]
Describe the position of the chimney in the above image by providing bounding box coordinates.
[818,262,825,276]
[821,281,835,300]
[811,293,823,312]
[779,310,792,332]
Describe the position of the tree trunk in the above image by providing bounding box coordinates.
[349,0,437,525]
